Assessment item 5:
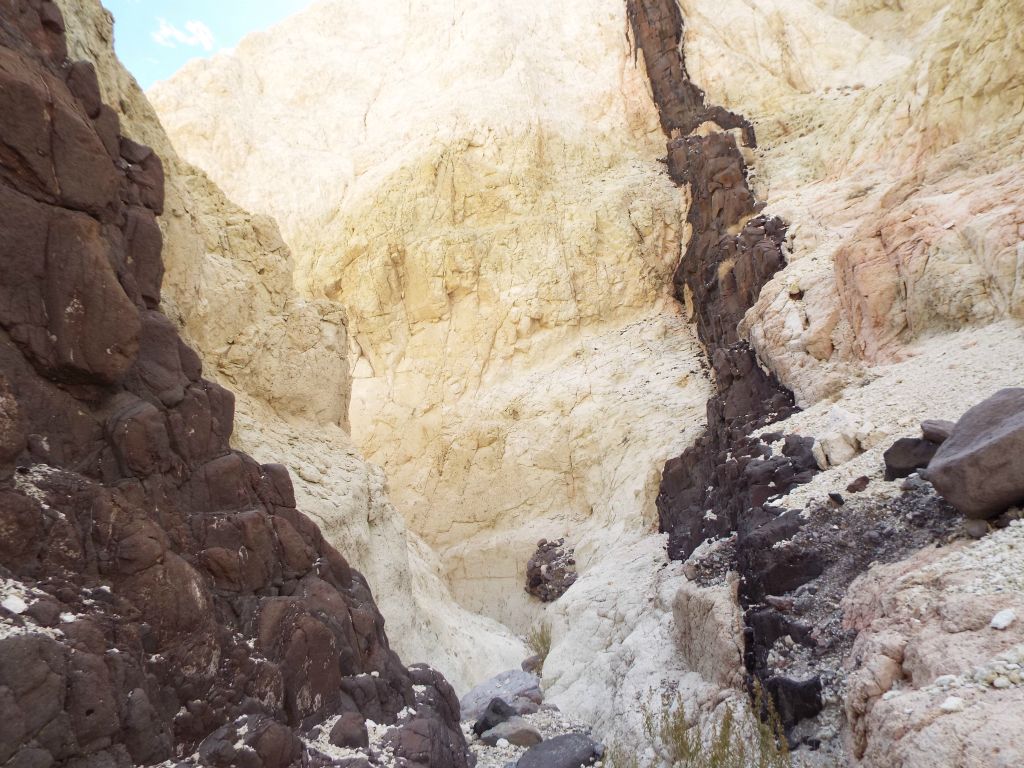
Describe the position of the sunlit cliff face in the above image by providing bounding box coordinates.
[51,0,1024,762]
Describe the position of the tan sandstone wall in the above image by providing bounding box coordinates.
[125,0,1024,760]
[149,0,714,631]
[676,0,1024,404]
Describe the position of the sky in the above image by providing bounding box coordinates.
[104,0,316,90]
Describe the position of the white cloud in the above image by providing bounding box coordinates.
[152,18,215,51]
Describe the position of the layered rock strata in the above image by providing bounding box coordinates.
[0,4,467,765]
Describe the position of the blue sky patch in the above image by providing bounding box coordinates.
[104,0,315,90]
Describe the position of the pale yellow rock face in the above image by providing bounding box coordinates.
[57,0,527,693]
[149,0,711,633]
[96,0,1024,758]
[681,0,1024,405]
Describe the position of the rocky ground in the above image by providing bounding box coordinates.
[465,707,598,768]
[458,669,605,768]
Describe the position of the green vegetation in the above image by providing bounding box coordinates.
[526,621,552,667]
[607,684,790,768]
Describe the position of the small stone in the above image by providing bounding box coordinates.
[473,698,516,736]
[900,473,928,492]
[1,595,28,614]
[496,738,510,749]
[991,609,1017,630]
[522,654,543,674]
[884,438,940,480]
[940,696,965,713]
[481,716,542,747]
[518,733,600,768]
[934,675,958,688]
[329,712,369,749]
[828,492,845,506]
[993,676,1012,689]
[846,476,870,493]
[964,519,989,539]
[921,419,956,445]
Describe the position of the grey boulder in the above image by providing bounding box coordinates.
[921,419,956,444]
[929,388,1024,519]
[517,734,599,768]
[460,670,543,720]
[883,437,940,480]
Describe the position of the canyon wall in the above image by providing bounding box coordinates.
[149,0,714,632]
[54,0,527,693]
[0,2,469,764]
[145,0,1024,763]
[647,0,1024,764]
[679,0,1024,402]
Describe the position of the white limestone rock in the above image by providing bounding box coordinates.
[991,610,1017,631]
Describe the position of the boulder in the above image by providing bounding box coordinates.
[480,716,542,747]
[473,698,515,737]
[883,437,940,480]
[330,712,369,749]
[766,675,823,728]
[928,389,1024,519]
[517,733,600,768]
[525,538,577,601]
[460,670,542,720]
[921,419,955,445]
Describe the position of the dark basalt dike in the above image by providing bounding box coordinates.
[0,2,467,766]
[628,0,824,732]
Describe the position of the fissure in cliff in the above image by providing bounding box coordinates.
[627,0,824,729]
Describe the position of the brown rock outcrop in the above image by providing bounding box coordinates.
[524,538,577,602]
[0,3,467,765]
[628,0,817,564]
[928,388,1024,519]
[629,0,823,730]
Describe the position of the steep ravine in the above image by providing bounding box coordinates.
[146,0,712,638]
[145,0,1024,763]
[7,0,1022,767]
